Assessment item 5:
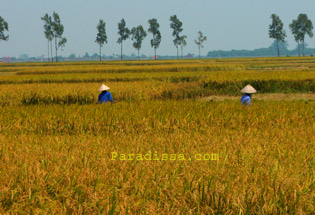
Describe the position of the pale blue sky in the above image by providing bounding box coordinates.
[1,0,315,57]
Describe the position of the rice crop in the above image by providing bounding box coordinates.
[0,58,314,214]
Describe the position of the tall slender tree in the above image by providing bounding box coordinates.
[131,25,147,60]
[52,12,67,62]
[0,16,9,43]
[95,19,108,61]
[170,15,183,59]
[290,14,313,57]
[148,18,161,60]
[179,35,187,59]
[269,14,286,57]
[117,19,130,60]
[194,31,207,59]
[41,14,53,62]
[289,19,302,56]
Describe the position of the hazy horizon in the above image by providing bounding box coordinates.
[1,0,315,58]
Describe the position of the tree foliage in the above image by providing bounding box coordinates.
[269,14,286,57]
[148,18,161,60]
[117,18,130,60]
[51,12,67,62]
[0,16,9,42]
[170,15,183,59]
[95,19,108,61]
[290,14,313,56]
[41,14,53,62]
[131,25,147,60]
[194,31,207,59]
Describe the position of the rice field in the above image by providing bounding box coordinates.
[0,57,314,214]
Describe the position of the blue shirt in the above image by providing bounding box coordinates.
[98,91,114,104]
[241,94,251,106]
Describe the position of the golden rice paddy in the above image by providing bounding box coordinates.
[0,57,314,214]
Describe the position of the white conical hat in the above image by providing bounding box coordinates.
[98,84,110,91]
[240,84,256,94]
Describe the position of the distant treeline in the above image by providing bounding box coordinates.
[207,41,315,58]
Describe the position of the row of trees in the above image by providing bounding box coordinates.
[1,12,206,61]
[2,13,315,60]
[96,15,206,61]
[269,13,313,57]
[0,15,205,61]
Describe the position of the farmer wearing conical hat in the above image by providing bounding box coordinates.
[97,84,115,104]
[240,84,256,106]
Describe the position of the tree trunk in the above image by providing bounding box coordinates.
[302,40,305,57]
[99,45,102,61]
[121,42,123,60]
[55,37,58,62]
[50,40,53,62]
[138,49,140,60]
[298,41,300,57]
[277,40,280,57]
[47,39,50,62]
[154,48,156,60]
[199,45,201,59]
[176,46,178,60]
[181,46,183,59]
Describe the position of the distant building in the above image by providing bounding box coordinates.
[186,54,194,58]
[0,57,11,63]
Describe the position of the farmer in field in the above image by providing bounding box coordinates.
[97,84,115,104]
[240,84,256,106]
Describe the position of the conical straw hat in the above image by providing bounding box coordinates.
[240,84,256,94]
[98,84,110,91]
